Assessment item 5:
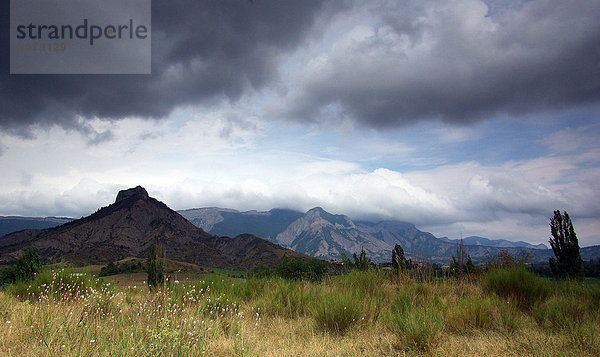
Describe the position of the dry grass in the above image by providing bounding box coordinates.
[0,268,598,356]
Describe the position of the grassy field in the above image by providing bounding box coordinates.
[0,267,599,356]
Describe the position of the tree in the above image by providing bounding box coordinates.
[391,244,407,274]
[147,238,164,290]
[0,250,42,286]
[15,249,42,281]
[548,210,584,279]
[353,248,371,271]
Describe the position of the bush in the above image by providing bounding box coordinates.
[249,263,271,278]
[99,260,144,277]
[483,266,551,310]
[0,250,42,286]
[274,257,329,281]
[0,265,17,286]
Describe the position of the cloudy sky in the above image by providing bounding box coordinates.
[1,0,599,247]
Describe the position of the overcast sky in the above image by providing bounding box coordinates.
[1,0,599,247]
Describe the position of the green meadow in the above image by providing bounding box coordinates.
[1,264,599,356]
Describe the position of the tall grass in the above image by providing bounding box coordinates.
[483,266,551,310]
[254,278,313,318]
[385,286,443,351]
[5,267,110,302]
[0,266,598,356]
[310,290,363,335]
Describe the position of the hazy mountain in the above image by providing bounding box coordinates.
[0,216,73,237]
[178,208,303,240]
[273,207,392,260]
[355,220,442,255]
[180,205,599,264]
[0,186,307,269]
[439,236,547,250]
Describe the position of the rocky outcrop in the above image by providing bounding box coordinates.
[115,186,149,203]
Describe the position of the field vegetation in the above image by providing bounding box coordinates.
[0,255,599,356]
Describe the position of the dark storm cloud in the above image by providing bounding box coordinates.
[280,0,600,128]
[0,0,329,134]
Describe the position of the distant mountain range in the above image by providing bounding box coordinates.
[2,198,598,266]
[0,216,73,237]
[178,207,598,264]
[439,236,547,250]
[0,187,307,269]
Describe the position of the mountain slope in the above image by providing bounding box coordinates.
[181,206,600,264]
[273,207,392,260]
[178,208,303,240]
[0,186,307,269]
[0,216,73,237]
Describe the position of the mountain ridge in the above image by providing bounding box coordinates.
[0,187,308,269]
[177,206,599,264]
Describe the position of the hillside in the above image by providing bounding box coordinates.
[180,206,600,264]
[0,186,307,269]
[0,216,73,237]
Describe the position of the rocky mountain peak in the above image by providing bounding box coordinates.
[115,186,149,203]
[306,207,328,217]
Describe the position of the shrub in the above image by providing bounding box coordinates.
[15,249,42,281]
[99,260,144,277]
[0,250,42,286]
[274,257,329,281]
[483,266,550,310]
[0,265,17,286]
[249,263,271,278]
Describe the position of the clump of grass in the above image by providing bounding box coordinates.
[254,278,313,318]
[497,302,524,334]
[388,308,443,351]
[445,294,496,332]
[567,321,600,355]
[330,269,386,297]
[533,295,589,331]
[310,290,362,335]
[385,285,443,351]
[482,266,550,310]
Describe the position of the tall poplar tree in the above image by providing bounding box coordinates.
[549,210,584,279]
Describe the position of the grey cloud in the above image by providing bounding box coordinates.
[0,0,330,133]
[279,0,600,128]
[86,129,115,146]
